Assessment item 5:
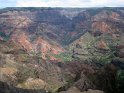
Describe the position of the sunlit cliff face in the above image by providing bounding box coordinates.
[11,31,64,60]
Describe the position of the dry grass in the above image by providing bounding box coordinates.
[17,78,47,89]
[0,67,17,76]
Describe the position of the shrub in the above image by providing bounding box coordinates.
[117,70,124,93]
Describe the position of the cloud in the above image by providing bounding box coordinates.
[0,0,17,3]
[0,0,124,7]
[15,0,124,7]
[0,0,17,7]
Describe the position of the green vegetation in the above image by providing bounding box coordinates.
[0,32,6,37]
[91,54,112,64]
[17,54,29,62]
[54,53,72,62]
[0,32,11,42]
[117,70,124,93]
[85,33,120,65]
[16,66,39,83]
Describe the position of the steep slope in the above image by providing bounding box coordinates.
[0,41,67,92]
[0,9,66,60]
[0,7,89,60]
[0,8,90,45]
[68,8,124,63]
[11,31,64,60]
[0,7,124,63]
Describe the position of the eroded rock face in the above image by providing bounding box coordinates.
[96,40,109,50]
[11,31,64,60]
[0,8,124,61]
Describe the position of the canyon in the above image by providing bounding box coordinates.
[0,7,124,93]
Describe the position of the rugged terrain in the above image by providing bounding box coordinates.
[0,7,124,93]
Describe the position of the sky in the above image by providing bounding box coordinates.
[0,0,124,8]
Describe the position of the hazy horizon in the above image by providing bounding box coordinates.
[0,0,124,8]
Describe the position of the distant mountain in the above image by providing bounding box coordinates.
[0,7,124,60]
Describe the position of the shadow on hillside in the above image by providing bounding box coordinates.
[0,81,47,93]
